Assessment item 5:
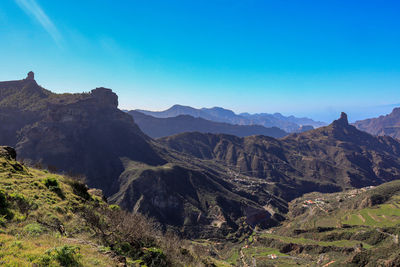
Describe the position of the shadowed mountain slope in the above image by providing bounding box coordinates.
[136,105,325,132]
[0,73,165,196]
[160,112,400,200]
[127,110,288,138]
[354,107,400,138]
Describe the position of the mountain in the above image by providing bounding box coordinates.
[127,110,288,138]
[160,112,400,200]
[0,73,286,237]
[239,112,325,132]
[3,73,400,241]
[354,107,400,138]
[0,72,164,197]
[136,105,326,132]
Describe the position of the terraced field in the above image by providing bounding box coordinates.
[342,197,400,227]
[205,181,400,266]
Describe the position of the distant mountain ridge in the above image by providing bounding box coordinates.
[136,104,326,132]
[128,110,288,138]
[354,107,400,138]
[160,112,400,197]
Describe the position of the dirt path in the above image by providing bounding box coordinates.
[357,214,366,222]
[376,229,399,244]
[323,260,336,267]
[367,211,381,222]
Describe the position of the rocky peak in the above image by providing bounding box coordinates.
[26,71,35,81]
[332,112,349,127]
[90,87,118,107]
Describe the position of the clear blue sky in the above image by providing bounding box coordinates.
[1,0,400,122]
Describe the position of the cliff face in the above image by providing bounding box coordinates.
[0,73,165,196]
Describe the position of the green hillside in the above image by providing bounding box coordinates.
[210,181,400,266]
[0,146,202,266]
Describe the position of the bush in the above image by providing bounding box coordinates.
[0,190,13,220]
[40,245,81,266]
[43,177,64,199]
[141,247,168,267]
[24,223,44,236]
[108,204,120,211]
[0,215,7,227]
[43,177,59,188]
[68,179,91,200]
[10,192,35,214]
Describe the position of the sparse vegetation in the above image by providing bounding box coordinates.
[0,148,202,266]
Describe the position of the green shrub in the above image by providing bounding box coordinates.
[0,190,13,220]
[141,247,167,267]
[24,223,44,236]
[115,241,133,256]
[0,215,7,227]
[108,204,120,211]
[68,179,91,200]
[10,192,35,214]
[43,177,59,188]
[40,245,82,266]
[43,177,64,199]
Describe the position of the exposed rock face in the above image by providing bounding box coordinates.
[0,146,17,160]
[0,73,164,196]
[26,71,34,80]
[354,108,400,139]
[90,87,118,107]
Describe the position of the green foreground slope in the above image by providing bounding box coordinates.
[0,146,201,267]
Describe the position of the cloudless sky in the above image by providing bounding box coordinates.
[0,0,400,122]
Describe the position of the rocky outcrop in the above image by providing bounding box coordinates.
[26,71,35,80]
[0,73,165,196]
[0,146,17,160]
[90,87,118,107]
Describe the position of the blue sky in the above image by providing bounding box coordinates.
[0,0,399,122]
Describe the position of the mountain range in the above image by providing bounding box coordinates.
[136,105,326,132]
[127,110,288,138]
[2,72,400,240]
[354,107,400,139]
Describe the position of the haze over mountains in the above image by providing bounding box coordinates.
[136,104,326,133]
[128,110,288,138]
